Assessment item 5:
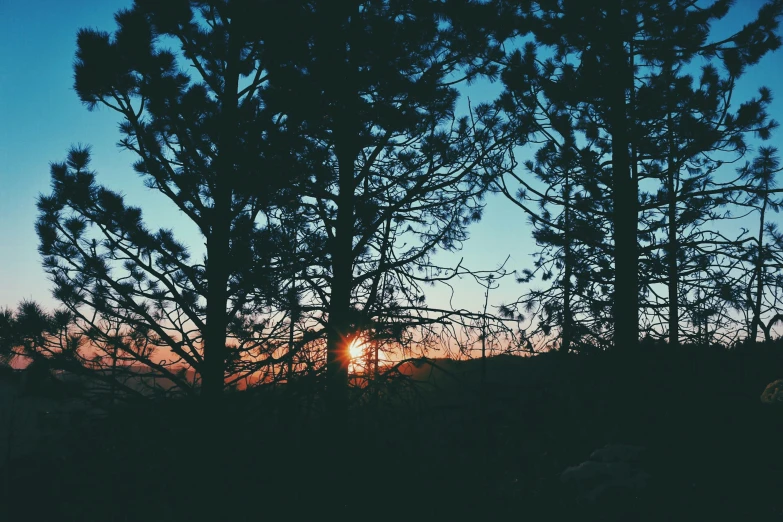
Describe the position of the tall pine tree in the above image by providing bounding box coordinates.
[38,1,297,399]
[499,0,782,348]
[262,0,507,412]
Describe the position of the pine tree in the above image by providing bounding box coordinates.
[499,0,782,348]
[736,146,783,343]
[493,125,614,351]
[262,0,506,412]
[631,2,779,345]
[38,1,297,399]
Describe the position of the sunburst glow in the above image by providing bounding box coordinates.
[348,337,364,359]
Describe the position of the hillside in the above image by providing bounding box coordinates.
[2,344,783,521]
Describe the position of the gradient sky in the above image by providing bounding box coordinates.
[1,0,781,319]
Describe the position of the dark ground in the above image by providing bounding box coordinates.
[3,342,783,521]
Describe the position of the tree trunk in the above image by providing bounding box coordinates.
[204,218,229,399]
[325,148,354,415]
[288,227,299,381]
[202,31,240,400]
[561,173,573,354]
[287,302,296,381]
[325,0,359,418]
[667,182,679,347]
[749,196,767,344]
[201,32,239,512]
[481,285,489,386]
[667,111,679,347]
[608,2,639,350]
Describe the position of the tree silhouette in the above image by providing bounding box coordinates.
[0,300,143,398]
[735,146,783,343]
[0,308,17,365]
[632,11,779,345]
[493,98,615,352]
[38,1,299,400]
[261,0,507,413]
[498,0,782,348]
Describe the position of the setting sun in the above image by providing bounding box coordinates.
[348,337,364,359]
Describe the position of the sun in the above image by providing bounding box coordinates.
[348,337,364,359]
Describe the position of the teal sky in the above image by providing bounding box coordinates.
[1,0,781,321]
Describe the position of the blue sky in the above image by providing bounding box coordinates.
[0,0,781,321]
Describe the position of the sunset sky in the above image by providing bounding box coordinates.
[1,0,781,319]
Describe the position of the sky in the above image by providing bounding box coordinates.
[1,0,782,322]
